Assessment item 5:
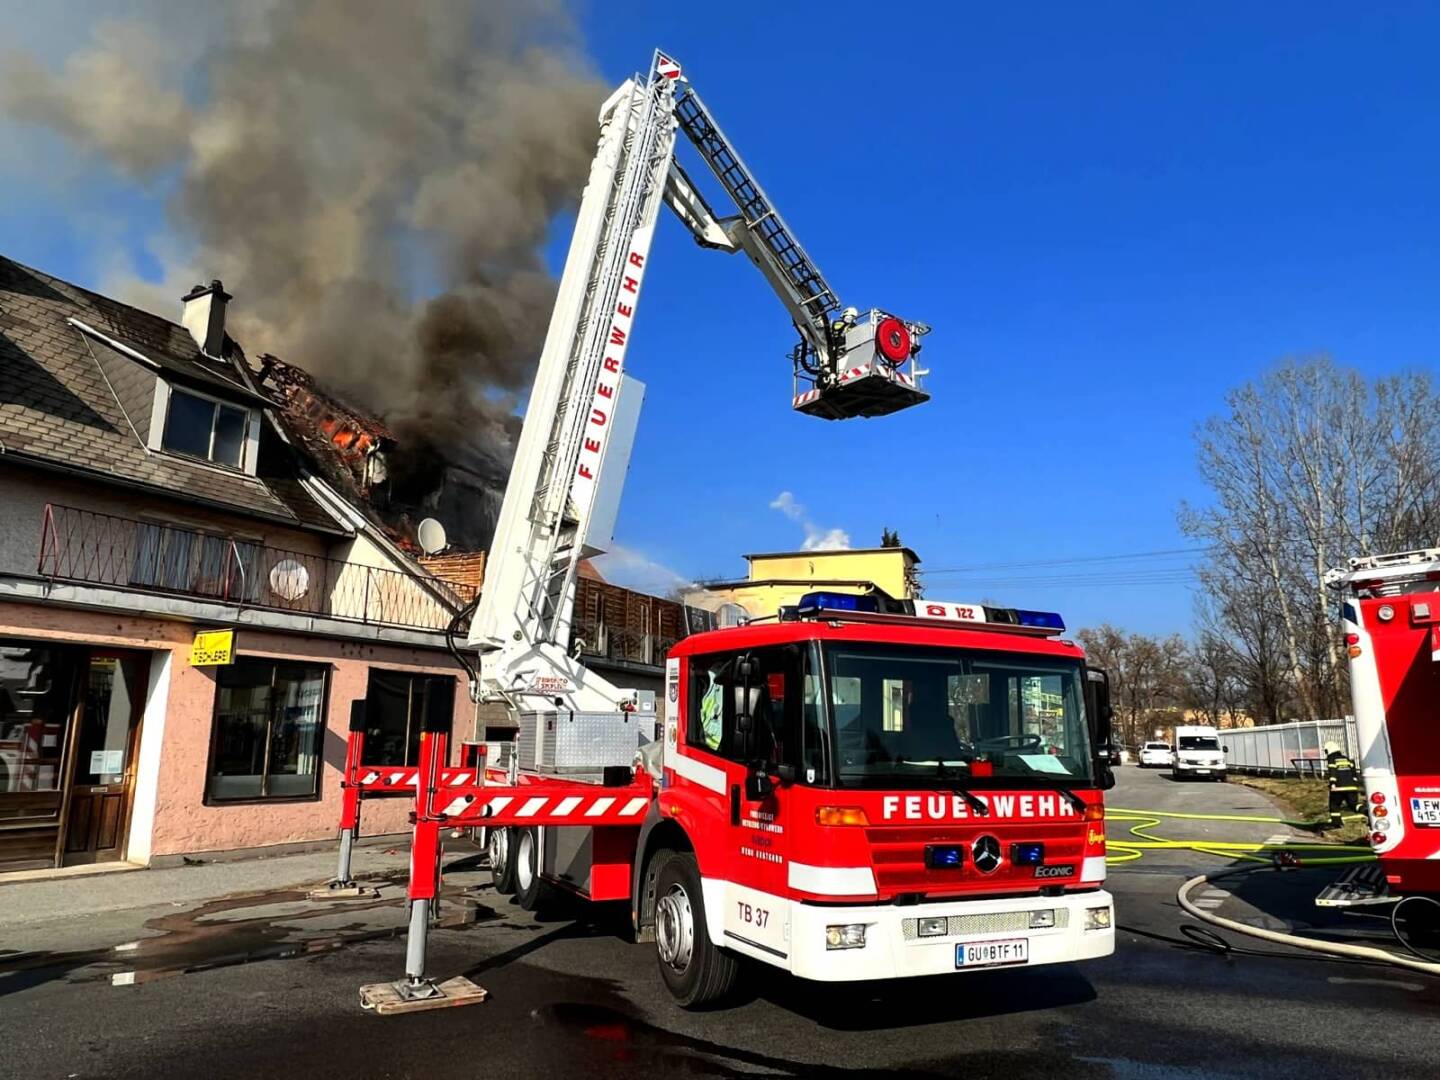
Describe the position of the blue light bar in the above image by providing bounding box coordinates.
[1015,609,1065,631]
[796,591,880,614]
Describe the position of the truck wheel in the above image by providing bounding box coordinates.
[513,827,555,912]
[653,851,740,1008]
[489,826,517,894]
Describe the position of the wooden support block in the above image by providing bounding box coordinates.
[308,885,381,901]
[359,977,489,1015]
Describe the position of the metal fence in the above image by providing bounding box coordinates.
[36,503,475,633]
[1223,718,1360,777]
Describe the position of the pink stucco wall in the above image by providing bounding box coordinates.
[0,602,471,859]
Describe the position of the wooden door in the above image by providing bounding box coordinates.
[62,655,147,865]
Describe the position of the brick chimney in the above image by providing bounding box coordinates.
[180,279,231,357]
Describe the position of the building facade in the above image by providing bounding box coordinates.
[686,547,921,623]
[0,257,476,872]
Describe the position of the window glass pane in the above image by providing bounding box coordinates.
[130,523,198,592]
[207,661,271,800]
[363,670,415,766]
[213,405,247,468]
[162,389,215,459]
[266,665,325,797]
[0,645,74,801]
[75,657,142,784]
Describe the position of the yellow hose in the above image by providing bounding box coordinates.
[1105,808,1375,867]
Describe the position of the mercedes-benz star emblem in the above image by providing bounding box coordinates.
[972,834,1002,874]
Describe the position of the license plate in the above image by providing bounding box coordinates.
[956,937,1029,968]
[1194,769,1210,775]
[1412,797,1440,826]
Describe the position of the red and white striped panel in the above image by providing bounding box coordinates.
[431,788,652,826]
[354,767,483,792]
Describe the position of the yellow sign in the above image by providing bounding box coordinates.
[190,629,235,666]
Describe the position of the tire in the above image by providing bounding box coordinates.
[512,827,556,912]
[652,851,740,1008]
[489,826,517,894]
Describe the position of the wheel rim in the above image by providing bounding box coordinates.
[516,830,535,893]
[655,882,695,973]
[488,828,509,878]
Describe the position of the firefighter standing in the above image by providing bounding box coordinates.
[1325,741,1361,826]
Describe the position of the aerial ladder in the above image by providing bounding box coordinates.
[330,51,931,937]
[467,50,929,719]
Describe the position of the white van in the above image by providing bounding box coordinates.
[1172,725,1226,780]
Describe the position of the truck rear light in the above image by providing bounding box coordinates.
[1372,831,1387,844]
[1371,792,1386,804]
[1378,604,1395,622]
[825,923,869,949]
[917,917,947,937]
[1373,806,1389,818]
[816,806,869,826]
[1083,803,1105,822]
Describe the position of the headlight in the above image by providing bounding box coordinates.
[825,923,869,950]
[1085,906,1112,931]
[917,917,947,938]
[1028,910,1056,929]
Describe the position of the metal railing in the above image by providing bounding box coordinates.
[1224,717,1360,776]
[36,503,475,633]
[572,617,678,668]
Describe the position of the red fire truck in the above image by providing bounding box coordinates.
[348,51,1115,1011]
[1331,548,1440,899]
[360,593,1117,1009]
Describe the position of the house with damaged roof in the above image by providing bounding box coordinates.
[0,256,482,873]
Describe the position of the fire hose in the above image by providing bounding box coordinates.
[1105,807,1440,976]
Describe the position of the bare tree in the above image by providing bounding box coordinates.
[1182,358,1440,720]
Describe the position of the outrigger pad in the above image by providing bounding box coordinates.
[308,884,380,901]
[359,976,489,1015]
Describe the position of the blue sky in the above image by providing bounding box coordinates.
[5,3,1439,635]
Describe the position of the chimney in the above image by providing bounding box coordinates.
[180,279,231,357]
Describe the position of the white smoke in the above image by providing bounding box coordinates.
[769,490,852,551]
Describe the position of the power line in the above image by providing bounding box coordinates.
[920,546,1212,575]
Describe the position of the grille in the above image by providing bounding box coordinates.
[901,908,1069,941]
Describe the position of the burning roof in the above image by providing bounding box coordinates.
[257,353,507,556]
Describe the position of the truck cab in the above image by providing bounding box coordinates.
[641,593,1116,998]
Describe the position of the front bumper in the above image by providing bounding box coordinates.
[1174,760,1225,774]
[786,889,1115,982]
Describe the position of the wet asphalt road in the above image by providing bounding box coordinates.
[2,767,1438,1079]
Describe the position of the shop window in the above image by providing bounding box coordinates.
[0,644,76,799]
[362,670,455,767]
[206,659,327,801]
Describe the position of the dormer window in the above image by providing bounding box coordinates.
[161,386,252,470]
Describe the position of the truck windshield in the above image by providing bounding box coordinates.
[819,643,1094,788]
[1178,736,1220,751]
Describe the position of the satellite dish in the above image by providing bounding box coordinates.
[268,559,310,601]
[417,517,448,555]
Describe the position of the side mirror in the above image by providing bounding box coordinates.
[744,769,774,801]
[1223,745,1231,754]
[775,764,796,784]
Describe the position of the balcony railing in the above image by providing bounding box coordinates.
[572,617,679,668]
[36,504,476,633]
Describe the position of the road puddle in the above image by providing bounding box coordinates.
[0,874,492,993]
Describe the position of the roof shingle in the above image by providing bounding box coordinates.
[0,255,341,534]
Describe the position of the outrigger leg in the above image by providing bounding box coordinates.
[312,703,379,900]
[359,713,487,1014]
